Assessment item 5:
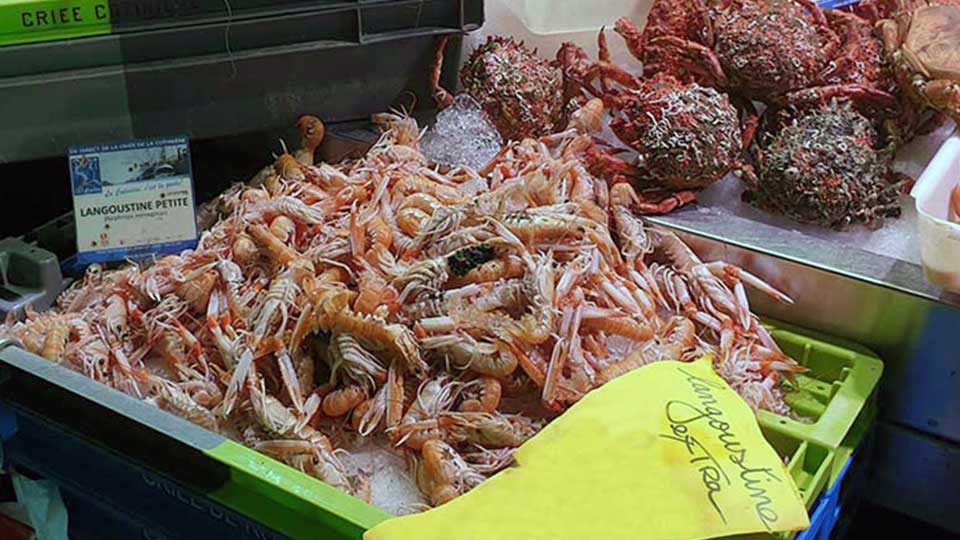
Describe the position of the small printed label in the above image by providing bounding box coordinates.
[69,136,198,264]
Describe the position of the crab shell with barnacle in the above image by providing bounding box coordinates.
[876,0,960,124]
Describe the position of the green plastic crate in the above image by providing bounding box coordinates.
[197,323,884,539]
[829,394,876,485]
[739,394,879,540]
[194,320,863,540]
[197,400,837,540]
[206,441,392,538]
[724,321,884,540]
[0,318,882,540]
[757,320,883,450]
[761,424,834,512]
[723,422,835,540]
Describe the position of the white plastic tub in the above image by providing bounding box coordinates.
[463,0,651,69]
[503,0,650,35]
[911,129,960,293]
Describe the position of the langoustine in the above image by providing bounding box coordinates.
[0,106,802,512]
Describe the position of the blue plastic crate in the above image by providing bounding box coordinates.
[796,457,854,540]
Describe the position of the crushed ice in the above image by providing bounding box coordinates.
[695,176,922,264]
[350,440,426,516]
[422,94,503,170]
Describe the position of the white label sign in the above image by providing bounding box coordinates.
[69,136,198,264]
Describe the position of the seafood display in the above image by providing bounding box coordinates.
[609,7,916,228]
[433,1,954,231]
[0,110,803,511]
[587,20,901,226]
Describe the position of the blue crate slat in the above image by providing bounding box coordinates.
[796,456,854,540]
[797,498,830,540]
[816,0,861,8]
[0,404,17,441]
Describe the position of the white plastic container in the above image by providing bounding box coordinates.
[463,0,652,70]
[911,129,960,293]
[503,0,650,35]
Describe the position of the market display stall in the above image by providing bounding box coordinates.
[0,0,958,538]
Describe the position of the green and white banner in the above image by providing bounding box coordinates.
[0,1,112,45]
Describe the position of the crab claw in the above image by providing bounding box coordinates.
[633,189,697,215]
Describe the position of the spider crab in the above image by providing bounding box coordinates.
[431,35,564,141]
[871,0,960,125]
[557,31,757,214]
[745,99,909,229]
[615,0,898,111]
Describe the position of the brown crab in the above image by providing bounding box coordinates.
[615,0,898,110]
[558,33,757,214]
[871,0,960,125]
[745,99,909,229]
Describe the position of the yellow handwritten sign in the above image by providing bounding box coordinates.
[365,358,809,540]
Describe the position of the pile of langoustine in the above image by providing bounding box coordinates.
[0,110,802,510]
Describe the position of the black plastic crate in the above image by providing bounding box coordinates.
[104,0,357,33]
[0,0,475,77]
[0,0,481,163]
[64,488,173,540]
[0,341,386,540]
[2,400,286,540]
[3,1,398,45]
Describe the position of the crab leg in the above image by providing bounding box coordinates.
[613,16,645,62]
[430,35,454,109]
[645,36,729,88]
[633,189,697,215]
[794,0,830,27]
[781,84,898,112]
[733,97,760,150]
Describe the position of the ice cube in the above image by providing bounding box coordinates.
[422,94,503,170]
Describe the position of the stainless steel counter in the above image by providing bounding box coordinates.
[650,210,960,308]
